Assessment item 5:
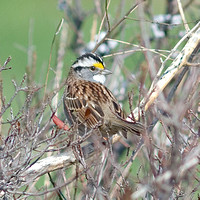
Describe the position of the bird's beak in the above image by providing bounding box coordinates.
[101,68,112,75]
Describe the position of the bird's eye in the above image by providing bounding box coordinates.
[90,66,96,71]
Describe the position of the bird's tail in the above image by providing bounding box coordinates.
[113,118,145,137]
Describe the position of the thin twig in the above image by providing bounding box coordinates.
[176,0,190,32]
[105,0,111,31]
[104,38,170,58]
[92,1,145,52]
[0,57,12,72]
[43,18,64,102]
[110,142,144,198]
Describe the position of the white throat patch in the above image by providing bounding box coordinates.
[93,74,106,84]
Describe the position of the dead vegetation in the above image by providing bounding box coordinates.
[0,0,200,199]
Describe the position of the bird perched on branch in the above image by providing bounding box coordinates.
[63,53,144,139]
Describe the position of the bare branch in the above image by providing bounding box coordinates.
[176,0,190,32]
[92,1,145,52]
[0,57,12,72]
[133,21,200,119]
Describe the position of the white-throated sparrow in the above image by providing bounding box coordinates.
[63,53,144,138]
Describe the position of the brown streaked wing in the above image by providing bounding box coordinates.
[77,102,104,128]
[64,96,83,111]
[64,84,105,129]
[103,87,126,119]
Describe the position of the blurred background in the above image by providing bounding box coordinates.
[1,0,199,117]
[0,0,199,199]
[0,0,170,117]
[1,0,64,117]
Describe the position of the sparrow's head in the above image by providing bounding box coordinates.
[71,53,112,84]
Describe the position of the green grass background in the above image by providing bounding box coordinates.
[0,0,64,117]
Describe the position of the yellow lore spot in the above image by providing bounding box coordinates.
[93,62,104,69]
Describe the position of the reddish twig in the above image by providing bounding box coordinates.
[52,113,69,130]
